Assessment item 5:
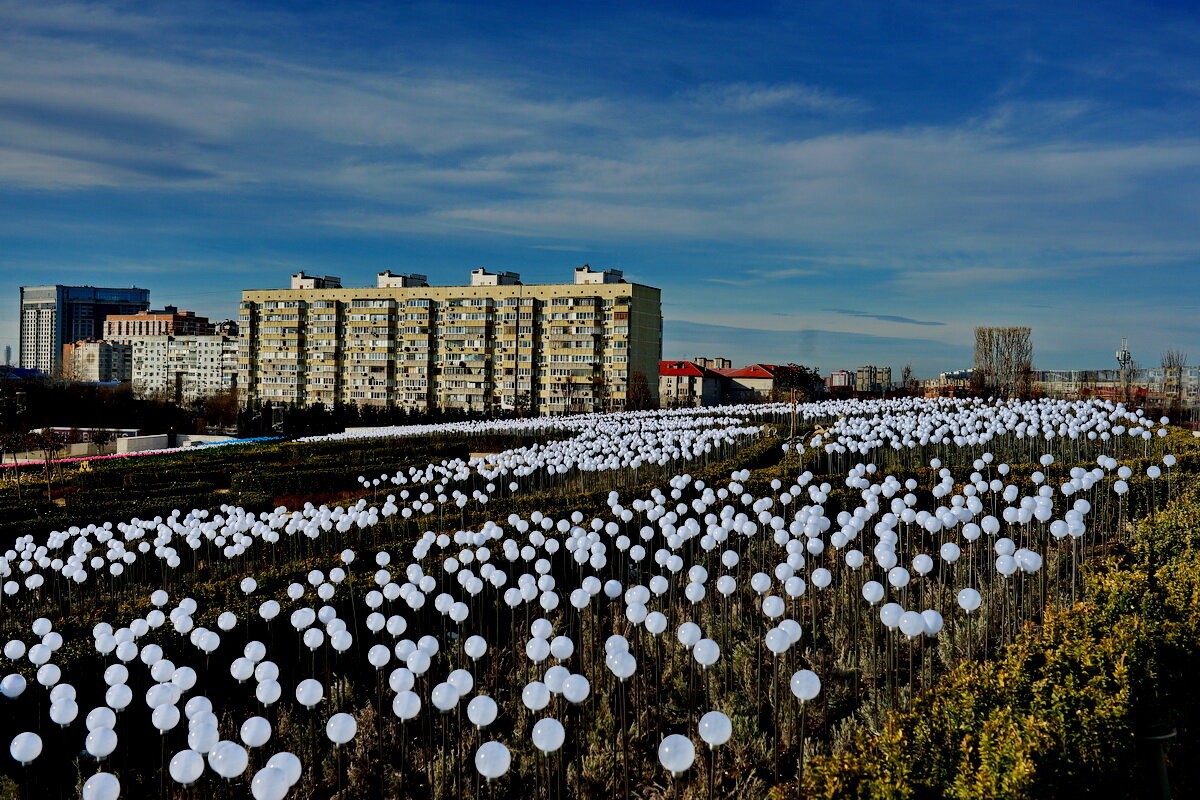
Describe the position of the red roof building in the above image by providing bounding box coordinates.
[659,360,726,407]
[715,363,799,402]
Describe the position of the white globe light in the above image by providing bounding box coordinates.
[657,734,695,776]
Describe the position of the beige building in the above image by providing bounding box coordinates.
[62,339,132,382]
[715,364,797,402]
[239,266,662,413]
[659,359,726,407]
[132,335,239,402]
[855,364,893,392]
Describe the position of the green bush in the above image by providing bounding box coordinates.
[802,478,1200,800]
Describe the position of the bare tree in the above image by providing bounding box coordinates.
[513,389,533,418]
[626,370,655,411]
[901,363,917,395]
[1118,356,1141,405]
[90,428,116,454]
[771,364,825,402]
[0,431,31,501]
[1161,349,1187,415]
[29,429,67,500]
[974,326,1034,398]
[592,366,611,413]
[1078,369,1098,400]
[552,378,578,416]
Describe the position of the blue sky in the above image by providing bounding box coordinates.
[1,0,1198,377]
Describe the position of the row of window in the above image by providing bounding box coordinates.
[253,297,632,311]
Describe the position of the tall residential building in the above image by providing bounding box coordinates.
[132,335,239,402]
[855,364,893,392]
[103,306,215,339]
[62,340,133,382]
[215,319,240,337]
[291,273,342,289]
[19,285,150,374]
[239,266,662,413]
[826,369,854,390]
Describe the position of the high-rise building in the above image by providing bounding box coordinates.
[103,306,215,339]
[62,340,133,382]
[826,369,853,390]
[855,365,893,392]
[132,335,239,402]
[19,285,149,374]
[214,319,240,337]
[239,266,662,413]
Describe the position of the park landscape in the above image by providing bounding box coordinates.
[0,397,1196,799]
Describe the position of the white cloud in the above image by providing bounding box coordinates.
[687,81,865,114]
[2,8,1199,283]
[0,0,1198,375]
[0,0,162,33]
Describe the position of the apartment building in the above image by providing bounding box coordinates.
[715,364,801,402]
[1033,367,1200,406]
[104,306,215,339]
[61,340,133,382]
[132,335,239,402]
[694,356,731,370]
[826,370,853,391]
[19,285,149,374]
[855,364,893,392]
[215,319,240,337]
[239,266,662,413]
[659,360,725,407]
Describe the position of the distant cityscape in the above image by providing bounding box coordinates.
[5,271,1198,416]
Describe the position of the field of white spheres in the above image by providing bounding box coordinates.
[0,396,1191,799]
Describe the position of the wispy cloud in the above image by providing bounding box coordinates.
[825,308,947,327]
[701,267,816,287]
[529,244,595,252]
[0,0,165,33]
[687,81,865,114]
[0,0,1197,372]
[750,268,815,279]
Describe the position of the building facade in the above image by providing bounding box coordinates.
[922,369,975,397]
[1033,367,1200,406]
[238,266,662,413]
[215,319,240,337]
[826,370,853,390]
[855,364,893,392]
[104,306,215,339]
[132,335,239,402]
[19,285,150,374]
[659,360,725,407]
[694,356,731,371]
[62,340,133,382]
[715,364,798,403]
